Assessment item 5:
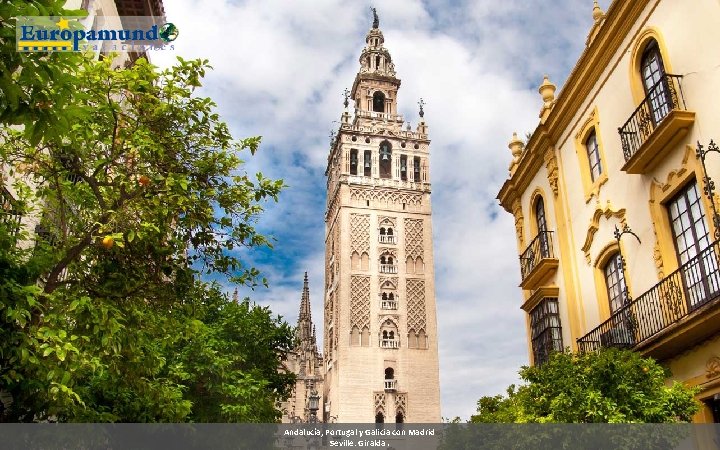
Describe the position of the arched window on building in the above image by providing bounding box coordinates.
[604,252,627,315]
[585,130,602,182]
[641,40,670,124]
[535,196,550,258]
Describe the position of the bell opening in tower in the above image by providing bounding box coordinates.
[373,91,385,113]
[379,141,392,178]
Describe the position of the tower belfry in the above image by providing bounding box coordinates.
[323,10,441,423]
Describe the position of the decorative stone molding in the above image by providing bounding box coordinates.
[374,392,386,415]
[404,218,424,260]
[544,147,559,197]
[350,276,371,331]
[406,279,426,333]
[350,187,422,209]
[581,201,627,264]
[653,229,665,279]
[512,198,524,246]
[395,393,407,416]
[378,216,396,228]
[379,277,398,290]
[350,214,371,255]
[707,356,720,379]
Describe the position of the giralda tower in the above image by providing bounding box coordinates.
[322,10,441,423]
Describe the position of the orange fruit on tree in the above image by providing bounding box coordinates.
[102,236,114,249]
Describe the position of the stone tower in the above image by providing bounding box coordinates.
[322,9,441,423]
[281,273,324,423]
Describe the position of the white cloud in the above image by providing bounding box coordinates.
[151,0,605,420]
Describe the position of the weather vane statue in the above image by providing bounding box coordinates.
[371,7,379,29]
[343,88,350,109]
[418,98,425,118]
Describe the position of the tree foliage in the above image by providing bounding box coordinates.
[470,349,699,423]
[0,51,292,422]
[0,0,85,144]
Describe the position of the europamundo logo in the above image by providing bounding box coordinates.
[17,16,178,53]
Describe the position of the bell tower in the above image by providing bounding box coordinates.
[322,9,441,423]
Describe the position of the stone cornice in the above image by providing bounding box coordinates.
[497,125,552,212]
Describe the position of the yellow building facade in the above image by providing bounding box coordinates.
[497,0,720,423]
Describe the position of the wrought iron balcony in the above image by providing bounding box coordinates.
[381,299,398,310]
[577,239,720,359]
[618,74,695,174]
[379,235,396,244]
[0,187,22,236]
[379,264,397,274]
[384,379,397,392]
[379,339,399,349]
[519,231,558,290]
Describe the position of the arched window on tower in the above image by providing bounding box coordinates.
[396,413,404,423]
[376,55,381,70]
[375,413,384,423]
[373,91,385,113]
[379,141,392,179]
[364,150,372,177]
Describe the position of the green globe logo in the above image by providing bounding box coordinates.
[159,23,179,43]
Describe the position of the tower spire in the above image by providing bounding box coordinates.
[299,271,311,322]
[295,271,315,351]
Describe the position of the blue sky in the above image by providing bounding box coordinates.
[152,0,608,420]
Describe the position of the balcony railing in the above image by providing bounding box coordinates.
[1,187,22,236]
[381,300,398,310]
[355,110,404,122]
[379,264,397,274]
[578,239,720,353]
[618,74,695,173]
[519,231,557,288]
[379,235,396,245]
[384,379,397,391]
[380,339,399,349]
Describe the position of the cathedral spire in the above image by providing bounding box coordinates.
[299,271,311,321]
[296,272,315,351]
